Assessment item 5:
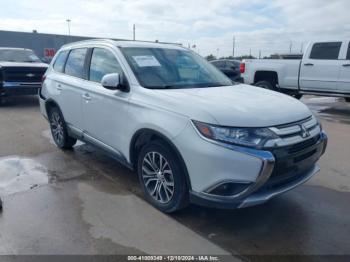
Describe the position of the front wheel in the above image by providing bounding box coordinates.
[137,141,188,213]
[48,107,77,149]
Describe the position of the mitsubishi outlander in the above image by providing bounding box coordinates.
[39,39,327,213]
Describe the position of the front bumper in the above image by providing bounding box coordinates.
[0,81,41,97]
[187,131,327,209]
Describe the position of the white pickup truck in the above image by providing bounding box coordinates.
[241,40,350,101]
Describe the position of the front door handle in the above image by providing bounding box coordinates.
[304,63,314,66]
[56,84,62,91]
[342,64,350,67]
[82,93,91,101]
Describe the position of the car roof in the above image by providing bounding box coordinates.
[61,39,186,51]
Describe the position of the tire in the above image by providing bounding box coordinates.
[137,140,188,213]
[293,94,303,100]
[48,106,77,149]
[254,80,275,90]
[345,98,350,102]
[0,97,7,106]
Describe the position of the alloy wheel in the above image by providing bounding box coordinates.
[50,111,64,145]
[141,151,175,204]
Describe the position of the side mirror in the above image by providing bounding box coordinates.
[101,73,121,90]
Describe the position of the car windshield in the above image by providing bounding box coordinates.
[120,47,233,89]
[0,49,41,63]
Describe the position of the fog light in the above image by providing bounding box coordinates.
[207,182,251,196]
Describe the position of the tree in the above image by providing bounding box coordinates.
[205,54,217,61]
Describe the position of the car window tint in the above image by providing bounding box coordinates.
[347,43,350,60]
[53,50,69,73]
[89,48,123,83]
[309,42,341,60]
[213,61,225,68]
[65,48,88,78]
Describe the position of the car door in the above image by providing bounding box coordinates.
[337,41,350,93]
[299,42,342,91]
[53,48,88,131]
[82,47,131,157]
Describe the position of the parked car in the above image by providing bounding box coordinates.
[241,40,350,101]
[0,48,48,103]
[40,39,327,213]
[210,59,242,82]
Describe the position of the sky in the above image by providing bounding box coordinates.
[0,0,349,57]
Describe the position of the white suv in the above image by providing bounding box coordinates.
[40,39,327,213]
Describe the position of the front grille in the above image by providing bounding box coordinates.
[288,134,320,154]
[268,135,324,180]
[266,116,320,148]
[3,67,47,82]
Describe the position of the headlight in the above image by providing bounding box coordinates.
[192,120,279,148]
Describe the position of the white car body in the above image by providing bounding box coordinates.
[241,40,350,98]
[39,39,327,211]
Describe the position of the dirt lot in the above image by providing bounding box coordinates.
[0,95,349,260]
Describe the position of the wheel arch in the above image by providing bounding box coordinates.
[254,70,279,86]
[129,128,192,190]
[45,98,61,115]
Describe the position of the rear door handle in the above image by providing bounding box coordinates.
[56,84,62,91]
[82,93,91,101]
[342,64,350,67]
[304,63,314,66]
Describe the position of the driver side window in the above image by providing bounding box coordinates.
[89,48,123,83]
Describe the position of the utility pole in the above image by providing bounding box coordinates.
[259,50,261,59]
[133,24,136,41]
[289,41,293,53]
[300,42,304,53]
[66,19,71,36]
[232,36,235,58]
[216,48,220,58]
[249,48,252,57]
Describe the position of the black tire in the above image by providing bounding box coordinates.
[0,97,7,106]
[293,94,303,100]
[48,106,77,149]
[254,80,275,90]
[345,97,350,102]
[137,140,188,213]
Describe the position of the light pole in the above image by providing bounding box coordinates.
[133,24,136,41]
[66,19,71,36]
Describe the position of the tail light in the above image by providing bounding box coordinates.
[239,63,245,74]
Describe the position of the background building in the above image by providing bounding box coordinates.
[0,30,181,63]
[0,30,98,62]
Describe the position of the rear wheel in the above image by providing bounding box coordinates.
[254,80,275,91]
[293,94,303,100]
[48,107,77,149]
[137,141,188,213]
[345,98,350,102]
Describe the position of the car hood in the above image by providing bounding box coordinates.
[151,84,312,127]
[0,61,48,68]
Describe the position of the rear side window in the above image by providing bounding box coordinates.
[309,42,341,60]
[65,48,88,78]
[53,50,68,73]
[89,48,123,83]
[347,43,350,60]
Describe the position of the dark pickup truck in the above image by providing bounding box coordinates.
[0,48,48,103]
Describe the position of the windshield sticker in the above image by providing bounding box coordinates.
[132,55,161,67]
